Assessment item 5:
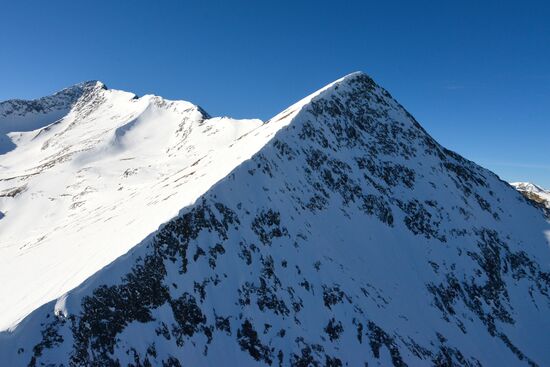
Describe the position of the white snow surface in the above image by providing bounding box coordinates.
[0,78,340,331]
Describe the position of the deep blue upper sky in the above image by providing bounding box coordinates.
[1,0,549,186]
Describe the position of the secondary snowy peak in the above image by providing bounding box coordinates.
[1,73,550,366]
[511,181,548,195]
[0,81,109,155]
[0,80,105,119]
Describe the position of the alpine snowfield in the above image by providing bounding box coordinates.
[1,73,550,366]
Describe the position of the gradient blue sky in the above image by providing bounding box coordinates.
[1,0,549,187]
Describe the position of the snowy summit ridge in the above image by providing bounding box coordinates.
[0,80,105,118]
[1,73,550,366]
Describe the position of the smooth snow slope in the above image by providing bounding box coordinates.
[1,73,549,366]
[0,79,340,331]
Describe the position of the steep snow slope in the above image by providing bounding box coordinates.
[511,182,550,216]
[0,79,338,331]
[1,73,550,366]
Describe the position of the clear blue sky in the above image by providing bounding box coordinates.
[1,0,549,187]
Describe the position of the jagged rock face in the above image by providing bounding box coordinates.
[1,73,550,366]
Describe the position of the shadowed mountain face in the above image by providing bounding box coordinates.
[1,73,549,366]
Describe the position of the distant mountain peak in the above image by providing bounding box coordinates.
[511,181,547,194]
[57,80,108,99]
[511,181,550,217]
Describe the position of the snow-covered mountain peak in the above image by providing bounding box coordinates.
[267,71,380,125]
[511,181,548,194]
[511,181,550,217]
[0,80,112,155]
[0,80,106,119]
[59,79,107,96]
[1,74,550,366]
